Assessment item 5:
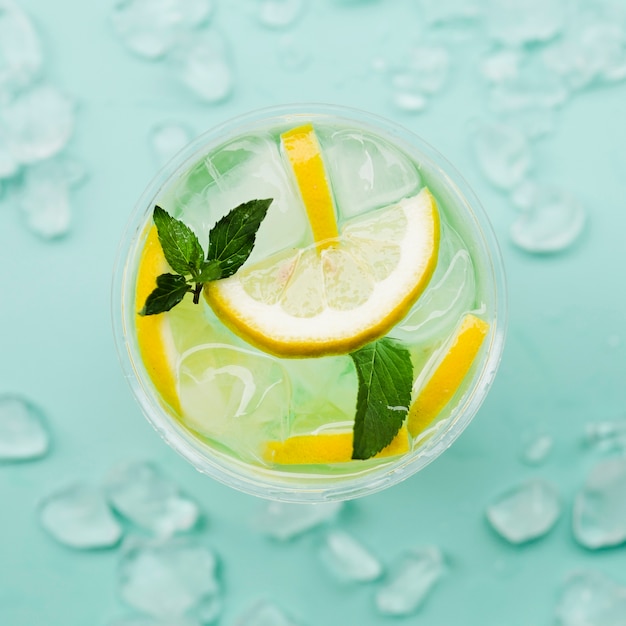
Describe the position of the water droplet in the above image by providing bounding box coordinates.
[520,431,553,466]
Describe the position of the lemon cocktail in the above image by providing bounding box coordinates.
[114,107,505,501]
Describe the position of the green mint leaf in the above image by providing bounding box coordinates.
[196,259,221,283]
[153,205,204,276]
[139,273,191,316]
[206,198,273,278]
[350,338,413,460]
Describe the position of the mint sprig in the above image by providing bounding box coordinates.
[139,198,273,316]
[350,338,413,460]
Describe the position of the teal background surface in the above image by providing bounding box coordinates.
[1,1,626,624]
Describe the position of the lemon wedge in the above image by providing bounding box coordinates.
[205,187,440,357]
[264,425,410,465]
[408,313,489,436]
[134,226,179,412]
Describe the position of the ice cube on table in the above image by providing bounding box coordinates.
[39,484,122,549]
[520,431,553,466]
[118,538,221,621]
[234,600,300,626]
[172,29,233,103]
[375,547,446,616]
[0,394,49,461]
[321,128,421,219]
[172,134,308,262]
[471,121,531,190]
[105,462,200,538]
[584,419,626,453]
[177,343,290,463]
[555,570,626,626]
[111,0,213,60]
[486,479,561,544]
[0,0,42,100]
[150,122,193,167]
[510,186,585,253]
[319,530,382,583]
[253,501,342,541]
[573,457,626,549]
[1,84,75,165]
[257,0,304,29]
[486,0,564,46]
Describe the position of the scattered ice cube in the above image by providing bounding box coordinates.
[419,0,482,27]
[1,84,75,164]
[486,0,564,46]
[105,462,200,537]
[319,530,382,583]
[375,547,446,616]
[520,432,553,466]
[481,50,521,84]
[17,155,86,239]
[0,0,43,99]
[150,122,192,167]
[277,35,310,71]
[257,0,304,29]
[177,343,290,463]
[111,0,213,60]
[392,90,427,114]
[233,600,299,626]
[173,30,233,103]
[39,484,122,549]
[555,570,626,626]
[486,479,561,544]
[109,617,202,626]
[573,457,626,549]
[118,538,220,620]
[510,186,585,253]
[322,128,421,219]
[584,419,626,453]
[0,394,49,461]
[471,121,531,189]
[254,501,342,540]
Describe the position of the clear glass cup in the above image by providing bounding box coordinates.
[112,104,507,502]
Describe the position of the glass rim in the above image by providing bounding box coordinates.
[111,102,508,502]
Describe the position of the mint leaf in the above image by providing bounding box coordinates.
[207,198,273,278]
[350,338,413,460]
[139,273,191,316]
[153,205,204,277]
[196,259,221,283]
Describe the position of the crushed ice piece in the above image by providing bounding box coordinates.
[111,0,213,60]
[118,538,220,620]
[520,432,553,466]
[584,419,626,453]
[419,0,482,27]
[234,600,299,626]
[486,479,561,544]
[555,570,626,625]
[173,30,233,103]
[573,457,626,549]
[39,484,122,549]
[150,122,192,167]
[510,186,585,253]
[320,530,382,583]
[0,394,49,461]
[1,84,75,164]
[257,0,304,29]
[277,35,310,71]
[486,0,564,46]
[481,50,521,84]
[392,90,427,113]
[375,547,446,616]
[18,155,86,239]
[109,617,202,626]
[471,121,531,189]
[253,501,342,540]
[105,462,200,538]
[0,0,43,99]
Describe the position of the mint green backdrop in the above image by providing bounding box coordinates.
[1,1,626,624]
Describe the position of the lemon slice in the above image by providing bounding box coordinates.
[264,425,410,465]
[134,226,179,412]
[205,187,440,357]
[408,313,489,437]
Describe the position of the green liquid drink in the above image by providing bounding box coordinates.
[113,106,506,501]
